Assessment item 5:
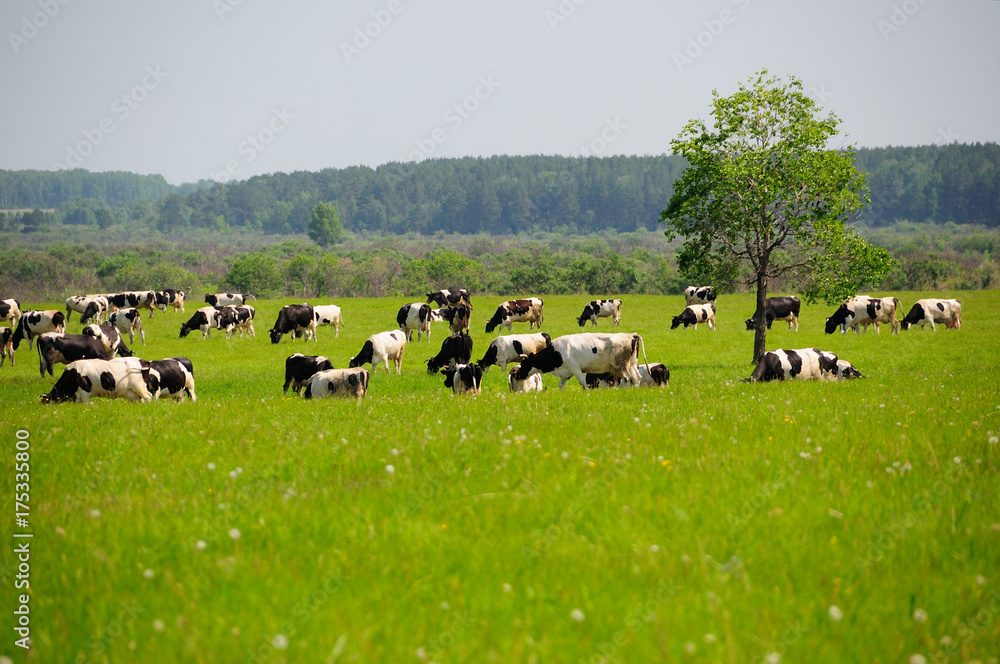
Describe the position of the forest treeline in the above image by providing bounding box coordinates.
[1,143,997,236]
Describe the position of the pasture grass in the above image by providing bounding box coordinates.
[2,292,999,663]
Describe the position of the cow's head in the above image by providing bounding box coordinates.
[484,308,505,333]
[268,328,283,344]
[476,343,499,371]
[577,304,595,327]
[670,314,684,330]
[744,318,756,331]
[349,340,374,368]
[824,305,852,334]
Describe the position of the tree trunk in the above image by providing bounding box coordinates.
[752,267,768,365]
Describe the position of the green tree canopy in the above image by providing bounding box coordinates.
[308,202,343,247]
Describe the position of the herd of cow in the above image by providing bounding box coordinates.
[0,283,963,404]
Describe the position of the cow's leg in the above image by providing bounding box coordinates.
[137,325,146,346]
[559,376,571,390]
[571,367,588,390]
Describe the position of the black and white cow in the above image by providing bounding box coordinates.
[205,292,253,308]
[426,289,471,308]
[671,303,716,330]
[180,306,220,339]
[745,296,800,332]
[40,357,152,404]
[584,372,618,389]
[443,303,472,336]
[283,354,334,395]
[485,298,544,334]
[0,298,21,329]
[143,357,197,402]
[577,299,622,327]
[1,328,14,367]
[107,291,157,318]
[513,332,649,390]
[155,289,187,313]
[302,368,369,402]
[441,363,483,395]
[107,308,146,345]
[825,298,881,335]
[425,332,473,373]
[477,333,551,372]
[12,310,66,350]
[849,296,901,334]
[36,332,110,377]
[397,303,433,342]
[65,296,107,324]
[313,305,344,338]
[834,359,863,379]
[349,331,407,375]
[215,305,256,339]
[901,299,962,331]
[81,324,133,357]
[269,304,317,344]
[508,366,543,392]
[684,286,717,305]
[584,362,670,388]
[747,348,839,382]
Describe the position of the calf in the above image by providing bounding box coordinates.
[0,298,21,329]
[36,332,109,377]
[671,303,716,330]
[143,357,197,402]
[313,304,344,338]
[484,298,544,334]
[513,332,649,390]
[584,372,618,389]
[12,310,66,350]
[205,292,253,307]
[155,289,187,313]
[577,299,622,327]
[269,304,316,344]
[283,353,334,395]
[825,298,880,335]
[82,324,133,357]
[349,330,407,375]
[478,333,551,372]
[635,362,670,387]
[745,296,800,332]
[65,296,107,324]
[107,308,146,345]
[40,357,152,404]
[425,332,473,373]
[0,328,13,367]
[901,299,962,331]
[426,289,471,308]
[441,363,483,395]
[748,348,839,382]
[397,303,433,342]
[180,306,220,339]
[508,367,543,392]
[684,286,717,305]
[107,291,157,318]
[303,368,369,403]
[443,303,472,336]
[215,305,256,339]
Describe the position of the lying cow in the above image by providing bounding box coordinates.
[143,357,197,402]
[508,367,543,392]
[269,304,316,344]
[397,303,433,342]
[215,305,256,339]
[745,296,800,332]
[577,299,622,327]
[303,368,369,403]
[283,354,334,395]
[426,289,471,308]
[155,289,186,313]
[12,309,66,351]
[835,359,863,379]
[65,295,107,324]
[107,308,146,345]
[0,298,21,329]
[748,348,839,382]
[684,286,717,305]
[901,299,962,331]
[82,324,133,357]
[671,303,716,330]
[585,362,670,388]
[36,332,109,377]
[205,292,254,307]
[314,304,344,338]
[477,333,551,372]
[349,331,407,375]
[180,306,220,339]
[40,357,152,404]
[1,328,14,367]
[485,298,544,334]
[441,363,483,395]
[107,291,157,318]
[425,332,473,373]
[513,332,649,390]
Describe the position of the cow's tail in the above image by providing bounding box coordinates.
[636,334,650,386]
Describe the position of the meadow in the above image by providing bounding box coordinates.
[1,292,998,664]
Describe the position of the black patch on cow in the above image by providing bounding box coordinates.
[591,347,597,354]
[477,344,499,369]
[99,371,116,392]
[511,340,523,355]
[396,305,410,328]
[825,304,852,334]
[785,350,803,378]
[514,345,562,380]
[181,311,208,338]
[350,340,375,368]
[814,348,838,376]
[935,301,945,311]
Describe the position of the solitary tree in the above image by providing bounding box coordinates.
[308,202,343,248]
[660,71,895,364]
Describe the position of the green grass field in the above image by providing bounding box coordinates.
[2,292,998,663]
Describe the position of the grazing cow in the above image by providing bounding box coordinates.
[143,357,197,402]
[577,299,622,327]
[65,296,107,324]
[425,332,473,373]
[215,305,256,338]
[349,331,407,375]
[0,298,21,329]
[269,304,317,344]
[583,362,670,388]
[426,289,471,308]
[107,308,146,345]
[901,299,962,331]
[484,298,544,334]
[441,363,483,395]
[397,303,433,342]
[584,372,618,389]
[508,367,544,393]
[313,304,344,338]
[40,357,152,404]
[107,291,157,318]
[205,292,253,307]
[12,310,66,350]
[825,298,881,335]
[1,328,14,367]
[849,296,900,335]
[747,348,839,382]
[303,368,369,403]
[81,324,133,357]
[513,332,649,390]
[745,296,801,332]
[443,303,472,336]
[671,303,716,330]
[180,306,220,339]
[684,286,717,305]
[477,333,551,372]
[155,289,187,313]
[283,354,334,395]
[36,333,109,377]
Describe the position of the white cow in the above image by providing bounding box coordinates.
[477,333,551,372]
[349,331,407,375]
[313,304,344,338]
[901,299,962,331]
[749,348,839,382]
[41,357,152,404]
[107,308,146,345]
[513,332,649,390]
[508,367,544,393]
[303,367,369,403]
